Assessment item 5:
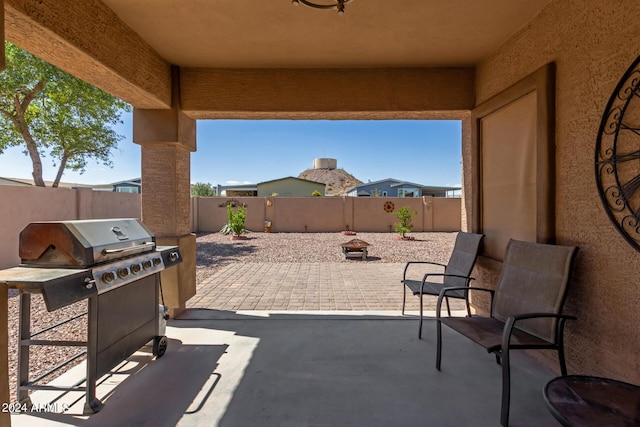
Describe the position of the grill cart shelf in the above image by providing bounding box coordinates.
[0,219,182,414]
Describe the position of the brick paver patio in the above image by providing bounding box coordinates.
[188,262,466,312]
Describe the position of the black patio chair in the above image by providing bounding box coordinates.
[401,232,484,338]
[436,239,579,426]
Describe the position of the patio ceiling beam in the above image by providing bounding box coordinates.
[180,67,475,120]
[4,0,172,109]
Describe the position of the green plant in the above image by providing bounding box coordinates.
[311,190,322,197]
[393,206,417,238]
[221,204,247,236]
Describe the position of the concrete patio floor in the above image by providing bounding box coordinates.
[11,310,561,427]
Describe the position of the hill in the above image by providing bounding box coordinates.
[298,168,362,196]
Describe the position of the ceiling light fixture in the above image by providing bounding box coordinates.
[291,0,353,15]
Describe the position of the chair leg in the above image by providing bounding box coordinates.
[465,299,472,317]
[436,318,442,370]
[418,294,423,339]
[445,297,451,317]
[557,318,568,375]
[500,347,511,427]
[558,347,568,376]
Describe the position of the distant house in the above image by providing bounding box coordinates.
[215,176,326,197]
[0,177,32,186]
[92,178,141,193]
[346,178,460,197]
[257,177,325,197]
[0,176,93,189]
[111,178,141,193]
[216,183,258,197]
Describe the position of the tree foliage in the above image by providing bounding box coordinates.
[191,182,217,196]
[0,42,131,187]
[393,206,418,238]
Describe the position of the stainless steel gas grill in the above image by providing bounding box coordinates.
[0,219,182,414]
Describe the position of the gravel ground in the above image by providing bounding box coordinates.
[195,231,457,284]
[7,231,457,403]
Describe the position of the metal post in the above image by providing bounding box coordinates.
[83,295,103,414]
[17,291,32,406]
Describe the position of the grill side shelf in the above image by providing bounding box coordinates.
[0,267,95,311]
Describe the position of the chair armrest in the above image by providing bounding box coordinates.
[502,313,577,348]
[402,261,446,280]
[421,272,474,286]
[435,286,492,319]
[509,313,577,322]
[421,273,475,294]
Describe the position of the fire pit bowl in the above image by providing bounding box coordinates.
[340,238,371,260]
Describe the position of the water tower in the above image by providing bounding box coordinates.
[313,158,337,169]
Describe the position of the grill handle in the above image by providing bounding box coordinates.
[101,241,156,255]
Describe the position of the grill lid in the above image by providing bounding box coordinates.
[19,219,156,267]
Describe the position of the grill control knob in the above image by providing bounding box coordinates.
[102,272,115,283]
[153,257,162,266]
[169,252,179,262]
[117,267,129,278]
[142,260,152,270]
[130,264,141,274]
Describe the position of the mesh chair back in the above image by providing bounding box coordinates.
[493,239,578,342]
[443,232,484,287]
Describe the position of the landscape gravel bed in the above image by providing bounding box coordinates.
[7,231,457,402]
[195,231,457,284]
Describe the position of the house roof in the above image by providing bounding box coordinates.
[0,177,93,188]
[346,178,460,193]
[257,176,326,186]
[109,178,142,186]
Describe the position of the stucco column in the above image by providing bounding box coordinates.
[134,106,196,318]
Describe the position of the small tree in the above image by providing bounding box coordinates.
[393,206,417,238]
[0,42,130,187]
[191,182,216,196]
[226,204,247,236]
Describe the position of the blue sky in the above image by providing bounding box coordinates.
[0,111,463,187]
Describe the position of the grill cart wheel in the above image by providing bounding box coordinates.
[153,336,168,357]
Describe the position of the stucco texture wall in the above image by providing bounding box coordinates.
[0,187,141,269]
[192,196,461,234]
[472,0,640,383]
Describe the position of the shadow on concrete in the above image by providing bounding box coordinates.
[169,309,560,427]
[15,339,227,427]
[14,309,559,426]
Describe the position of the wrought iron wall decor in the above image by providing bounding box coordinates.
[595,55,640,252]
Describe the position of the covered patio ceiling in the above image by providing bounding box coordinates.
[4,0,553,118]
[101,0,552,68]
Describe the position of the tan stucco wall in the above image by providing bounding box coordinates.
[193,196,461,234]
[257,180,325,197]
[269,197,344,232]
[0,186,141,269]
[471,0,640,383]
